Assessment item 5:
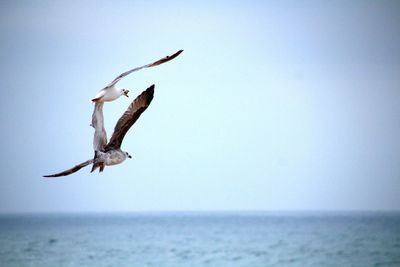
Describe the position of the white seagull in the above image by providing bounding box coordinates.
[91,50,182,103]
[43,85,155,177]
[89,49,182,129]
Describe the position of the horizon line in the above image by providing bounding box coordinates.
[1,209,400,216]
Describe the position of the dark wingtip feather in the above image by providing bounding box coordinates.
[148,84,155,92]
[149,50,183,67]
[43,173,63,178]
[144,84,155,103]
[167,49,183,61]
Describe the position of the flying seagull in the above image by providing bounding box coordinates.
[43,85,155,177]
[89,49,182,129]
[91,50,182,103]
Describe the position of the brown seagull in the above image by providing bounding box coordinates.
[43,85,155,177]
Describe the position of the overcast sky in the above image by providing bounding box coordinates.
[0,0,399,213]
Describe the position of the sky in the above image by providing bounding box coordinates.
[0,0,399,213]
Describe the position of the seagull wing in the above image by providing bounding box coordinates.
[43,159,93,178]
[91,102,107,151]
[104,85,154,151]
[106,50,183,87]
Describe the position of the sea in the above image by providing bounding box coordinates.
[0,211,399,267]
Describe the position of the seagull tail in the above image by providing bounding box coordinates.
[91,96,103,103]
[90,162,105,173]
[99,163,105,173]
[90,150,104,175]
[90,163,99,173]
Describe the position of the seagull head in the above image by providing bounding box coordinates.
[122,89,129,98]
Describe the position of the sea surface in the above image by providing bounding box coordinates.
[0,212,399,267]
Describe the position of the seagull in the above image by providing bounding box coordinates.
[43,85,155,177]
[91,50,182,103]
[89,49,182,129]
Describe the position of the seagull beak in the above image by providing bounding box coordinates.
[124,90,129,97]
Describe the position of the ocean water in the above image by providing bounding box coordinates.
[0,212,399,267]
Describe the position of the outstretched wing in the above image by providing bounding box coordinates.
[104,85,154,151]
[43,159,93,178]
[91,102,107,151]
[106,50,183,87]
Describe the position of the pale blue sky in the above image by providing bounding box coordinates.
[0,1,399,213]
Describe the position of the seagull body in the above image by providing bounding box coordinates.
[91,50,182,103]
[98,149,128,165]
[92,149,129,170]
[92,86,128,102]
[43,85,155,177]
